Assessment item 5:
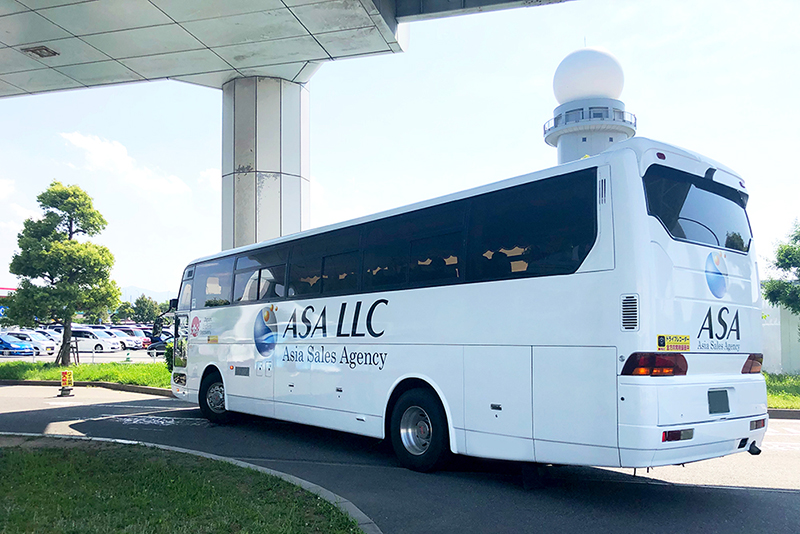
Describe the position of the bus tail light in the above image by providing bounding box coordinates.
[621,353,688,376]
[750,418,766,431]
[741,354,763,374]
[662,428,694,442]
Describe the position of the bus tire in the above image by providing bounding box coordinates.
[199,372,231,424]
[390,388,449,472]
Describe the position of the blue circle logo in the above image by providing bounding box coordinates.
[705,252,728,299]
[254,305,279,357]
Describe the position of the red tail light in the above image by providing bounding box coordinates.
[621,353,688,376]
[741,354,763,374]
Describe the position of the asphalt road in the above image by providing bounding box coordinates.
[1,385,798,534]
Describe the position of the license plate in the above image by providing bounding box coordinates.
[708,389,730,414]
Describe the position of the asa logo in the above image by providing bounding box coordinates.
[254,304,279,357]
[705,252,728,299]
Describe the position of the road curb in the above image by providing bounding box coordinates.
[769,408,800,420]
[0,431,383,534]
[0,379,174,397]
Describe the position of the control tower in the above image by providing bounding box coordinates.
[543,48,636,164]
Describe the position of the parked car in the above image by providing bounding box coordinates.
[106,330,139,350]
[0,333,35,357]
[6,330,56,356]
[112,327,149,349]
[146,338,170,357]
[71,329,120,353]
[35,330,61,344]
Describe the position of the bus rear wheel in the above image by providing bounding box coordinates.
[390,388,449,472]
[199,372,231,424]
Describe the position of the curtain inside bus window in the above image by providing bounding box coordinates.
[467,168,597,282]
[192,257,235,307]
[643,165,751,253]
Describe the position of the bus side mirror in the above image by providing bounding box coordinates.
[169,298,178,310]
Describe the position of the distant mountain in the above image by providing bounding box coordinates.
[120,286,177,304]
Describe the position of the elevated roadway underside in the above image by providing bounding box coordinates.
[0,0,569,97]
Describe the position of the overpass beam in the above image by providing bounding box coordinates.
[221,77,310,250]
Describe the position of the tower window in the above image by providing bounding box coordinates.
[609,137,614,142]
[582,137,587,142]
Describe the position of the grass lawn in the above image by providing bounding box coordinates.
[0,361,171,388]
[764,372,800,409]
[0,437,361,534]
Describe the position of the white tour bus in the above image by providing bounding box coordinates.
[171,137,767,472]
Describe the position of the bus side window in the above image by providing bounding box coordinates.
[409,232,462,284]
[233,269,260,302]
[193,257,235,308]
[364,243,408,290]
[467,168,597,282]
[322,251,359,295]
[259,265,286,300]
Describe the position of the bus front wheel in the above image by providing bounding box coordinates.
[390,388,449,472]
[199,372,231,424]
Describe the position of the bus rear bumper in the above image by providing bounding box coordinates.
[619,414,768,467]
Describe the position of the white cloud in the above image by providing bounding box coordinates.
[0,178,14,200]
[60,132,191,196]
[199,168,221,192]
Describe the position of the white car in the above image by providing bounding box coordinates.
[6,330,57,357]
[71,329,121,352]
[106,330,139,350]
[111,327,145,349]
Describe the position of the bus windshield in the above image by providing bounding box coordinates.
[643,164,751,253]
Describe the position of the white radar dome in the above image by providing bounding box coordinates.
[553,48,624,104]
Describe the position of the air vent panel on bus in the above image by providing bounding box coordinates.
[621,294,639,331]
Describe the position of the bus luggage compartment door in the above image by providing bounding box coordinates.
[463,346,533,461]
[533,346,619,466]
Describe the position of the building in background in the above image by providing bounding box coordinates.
[762,302,800,374]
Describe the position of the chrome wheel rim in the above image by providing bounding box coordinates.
[206,382,226,414]
[399,405,432,456]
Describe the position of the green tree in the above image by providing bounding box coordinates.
[1,181,120,365]
[763,222,800,315]
[132,294,160,323]
[112,301,135,323]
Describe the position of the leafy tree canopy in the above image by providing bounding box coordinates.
[1,181,120,365]
[763,222,800,315]
[132,294,160,324]
[112,302,135,324]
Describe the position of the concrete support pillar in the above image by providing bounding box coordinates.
[221,77,310,250]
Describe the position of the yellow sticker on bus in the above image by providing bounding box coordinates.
[657,335,690,352]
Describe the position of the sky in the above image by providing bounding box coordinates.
[1,0,799,298]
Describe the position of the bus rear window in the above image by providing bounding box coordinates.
[643,165,751,253]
